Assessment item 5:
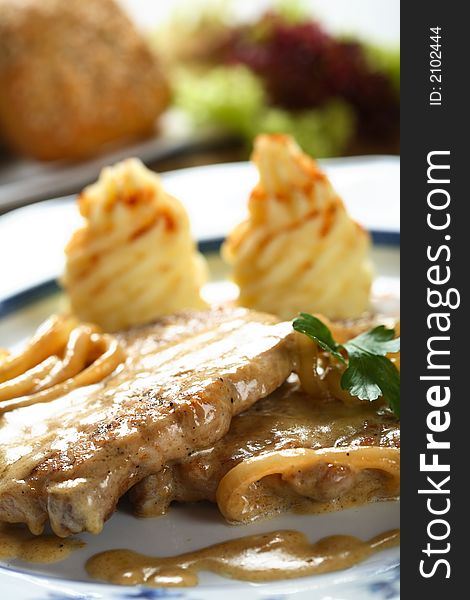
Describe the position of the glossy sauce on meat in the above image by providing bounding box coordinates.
[0,308,295,536]
[130,380,399,520]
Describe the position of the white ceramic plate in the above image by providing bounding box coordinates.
[0,158,400,599]
[1,503,399,600]
[0,156,399,303]
[0,276,400,600]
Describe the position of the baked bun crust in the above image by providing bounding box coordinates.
[0,0,170,160]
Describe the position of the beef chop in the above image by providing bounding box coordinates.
[0,307,295,536]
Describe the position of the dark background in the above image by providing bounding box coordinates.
[401,2,466,596]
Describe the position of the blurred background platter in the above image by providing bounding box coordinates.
[0,129,236,213]
[0,0,399,213]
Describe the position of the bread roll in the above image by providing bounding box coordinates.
[222,134,373,320]
[63,159,208,331]
[0,0,170,160]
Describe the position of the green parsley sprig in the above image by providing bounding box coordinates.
[292,313,400,418]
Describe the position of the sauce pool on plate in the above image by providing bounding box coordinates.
[0,523,83,563]
[86,528,400,587]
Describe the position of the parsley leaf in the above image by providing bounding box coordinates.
[293,313,346,364]
[341,354,400,418]
[292,315,400,417]
[343,325,400,357]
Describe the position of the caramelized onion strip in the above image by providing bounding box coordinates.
[33,324,99,392]
[0,315,77,383]
[0,356,59,401]
[323,367,363,406]
[294,333,330,397]
[0,317,125,414]
[216,447,400,522]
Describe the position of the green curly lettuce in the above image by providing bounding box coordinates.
[174,66,266,137]
[173,65,355,157]
[256,102,355,158]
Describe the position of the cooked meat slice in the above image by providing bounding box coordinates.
[0,307,295,537]
[129,380,400,521]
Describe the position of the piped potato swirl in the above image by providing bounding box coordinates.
[63,158,208,331]
[223,134,374,320]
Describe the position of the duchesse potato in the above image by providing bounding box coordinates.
[222,134,373,320]
[63,159,208,331]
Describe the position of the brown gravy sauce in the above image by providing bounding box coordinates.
[0,523,84,563]
[86,528,399,587]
